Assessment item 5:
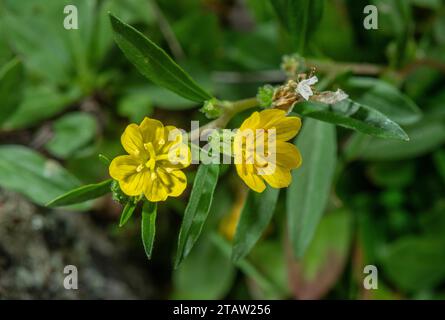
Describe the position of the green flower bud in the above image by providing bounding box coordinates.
[111,180,131,205]
[281,54,304,77]
[257,85,275,108]
[200,98,223,119]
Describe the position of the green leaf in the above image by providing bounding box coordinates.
[287,119,337,257]
[141,201,157,260]
[367,161,415,188]
[0,0,119,90]
[312,1,354,59]
[172,233,235,299]
[433,149,445,184]
[211,233,282,295]
[0,1,73,84]
[144,86,197,110]
[288,209,352,299]
[293,98,409,141]
[175,163,220,268]
[46,179,112,207]
[299,210,352,280]
[348,118,445,161]
[0,58,24,125]
[98,154,111,165]
[0,145,81,206]
[345,77,422,125]
[371,0,413,67]
[45,112,98,158]
[410,0,442,10]
[380,236,445,292]
[118,90,153,123]
[94,0,157,69]
[270,0,324,52]
[109,14,212,103]
[2,85,82,130]
[249,241,291,299]
[119,201,137,227]
[232,187,280,262]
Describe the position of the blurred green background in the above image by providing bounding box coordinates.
[0,0,445,299]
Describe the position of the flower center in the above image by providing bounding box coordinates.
[135,142,171,173]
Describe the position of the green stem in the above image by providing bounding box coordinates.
[307,59,384,76]
[219,97,259,126]
[190,97,258,141]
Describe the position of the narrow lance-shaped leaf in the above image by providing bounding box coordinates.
[175,163,220,268]
[293,99,409,141]
[344,77,422,125]
[232,187,280,262]
[287,119,337,258]
[46,179,113,207]
[0,58,24,125]
[287,209,352,299]
[44,112,98,159]
[0,145,81,206]
[172,233,235,299]
[380,236,445,292]
[270,0,324,52]
[141,201,157,260]
[119,201,137,227]
[98,154,111,165]
[2,85,82,130]
[109,14,212,103]
[347,118,445,161]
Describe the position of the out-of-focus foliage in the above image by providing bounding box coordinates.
[1,0,445,300]
[287,119,337,258]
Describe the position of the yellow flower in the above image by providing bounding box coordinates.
[109,117,191,202]
[233,109,302,193]
[219,187,247,240]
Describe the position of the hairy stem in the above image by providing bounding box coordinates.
[307,59,384,76]
[190,97,258,141]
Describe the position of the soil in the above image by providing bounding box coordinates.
[0,190,155,299]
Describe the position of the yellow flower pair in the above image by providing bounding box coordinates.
[110,109,302,202]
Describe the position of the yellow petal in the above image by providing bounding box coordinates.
[119,170,149,196]
[160,125,187,157]
[258,109,301,141]
[139,117,164,144]
[235,162,266,193]
[272,116,301,141]
[276,141,302,169]
[167,169,188,197]
[121,124,144,156]
[239,111,261,131]
[163,125,184,145]
[144,177,168,202]
[260,165,292,189]
[109,155,139,180]
[258,109,287,125]
[233,127,256,165]
[143,168,187,202]
[161,143,191,169]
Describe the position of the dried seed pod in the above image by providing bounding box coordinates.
[272,80,300,112]
[312,89,349,104]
